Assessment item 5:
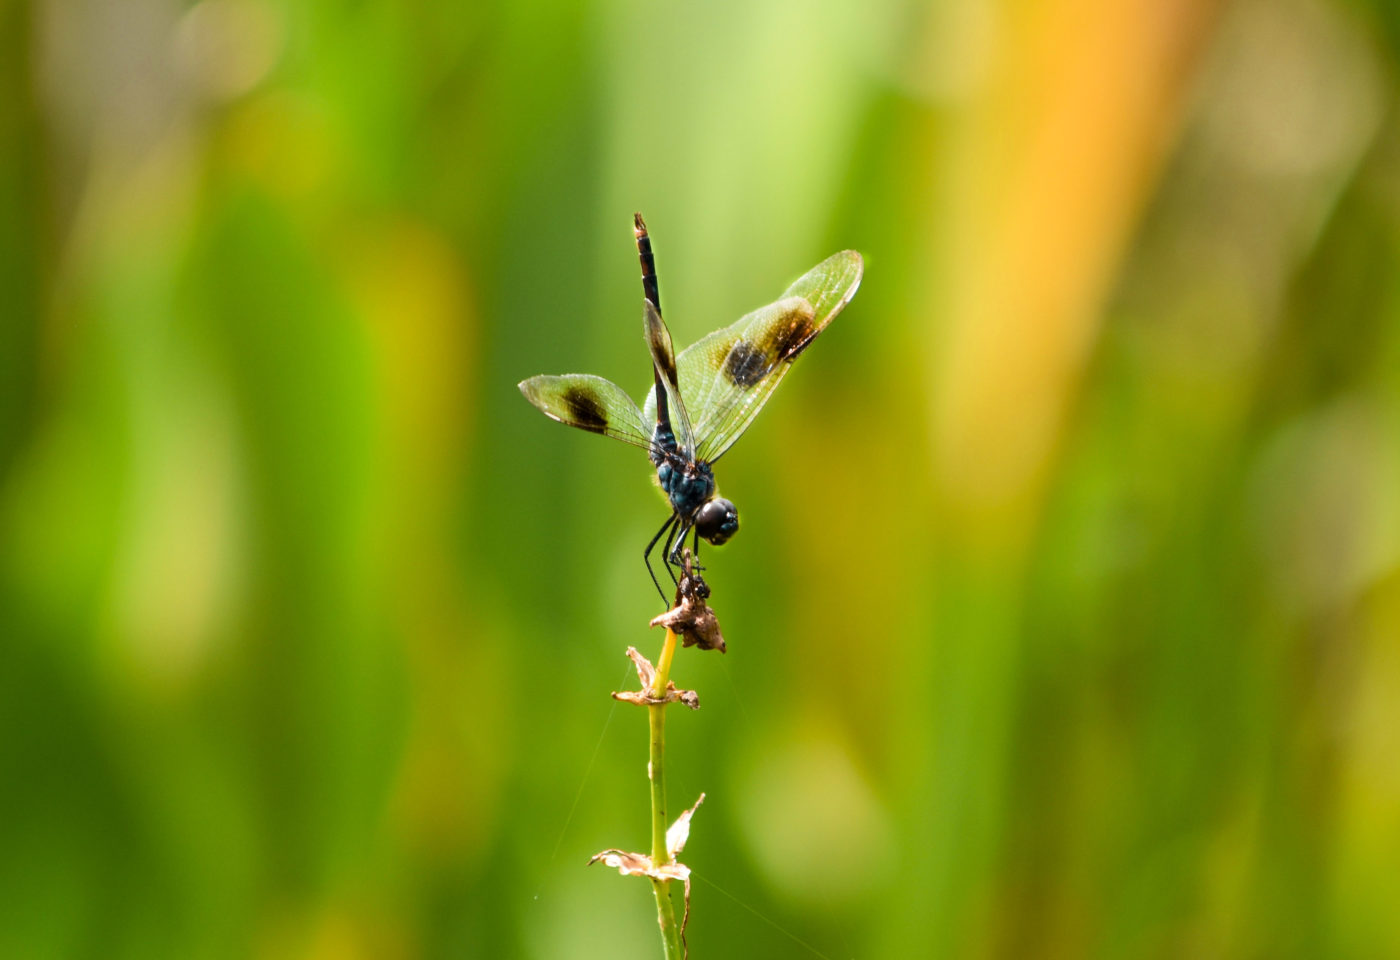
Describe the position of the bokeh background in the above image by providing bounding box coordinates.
[4,0,1400,956]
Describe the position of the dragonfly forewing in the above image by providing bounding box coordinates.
[644,250,863,463]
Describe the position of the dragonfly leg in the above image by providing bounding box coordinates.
[681,526,705,573]
[662,520,685,580]
[644,514,679,603]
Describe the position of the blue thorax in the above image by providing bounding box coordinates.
[652,425,715,519]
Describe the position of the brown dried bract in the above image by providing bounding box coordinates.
[589,794,706,955]
[611,647,700,709]
[651,556,726,653]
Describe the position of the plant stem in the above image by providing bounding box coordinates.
[649,627,683,959]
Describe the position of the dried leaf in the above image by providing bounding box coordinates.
[625,646,655,687]
[666,793,705,858]
[588,795,705,956]
[611,686,699,709]
[611,648,699,708]
[650,571,726,653]
[587,849,691,883]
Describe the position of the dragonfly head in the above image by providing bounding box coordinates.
[695,497,739,546]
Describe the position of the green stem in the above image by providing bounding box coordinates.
[649,628,683,959]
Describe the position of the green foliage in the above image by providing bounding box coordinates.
[3,0,1399,957]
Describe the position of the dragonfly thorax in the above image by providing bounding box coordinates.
[656,455,715,518]
[654,455,740,546]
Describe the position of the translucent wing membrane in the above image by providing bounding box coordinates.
[643,299,695,455]
[645,249,863,463]
[518,374,653,449]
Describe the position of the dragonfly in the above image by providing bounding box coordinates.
[519,214,863,601]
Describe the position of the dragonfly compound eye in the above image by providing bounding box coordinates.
[695,498,739,545]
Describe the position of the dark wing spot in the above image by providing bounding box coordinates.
[646,301,680,387]
[657,349,679,386]
[769,313,817,363]
[724,341,769,388]
[563,387,609,434]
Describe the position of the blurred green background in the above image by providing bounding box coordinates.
[4,0,1400,956]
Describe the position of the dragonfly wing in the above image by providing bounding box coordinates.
[518,374,653,449]
[643,298,696,455]
[678,250,864,463]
